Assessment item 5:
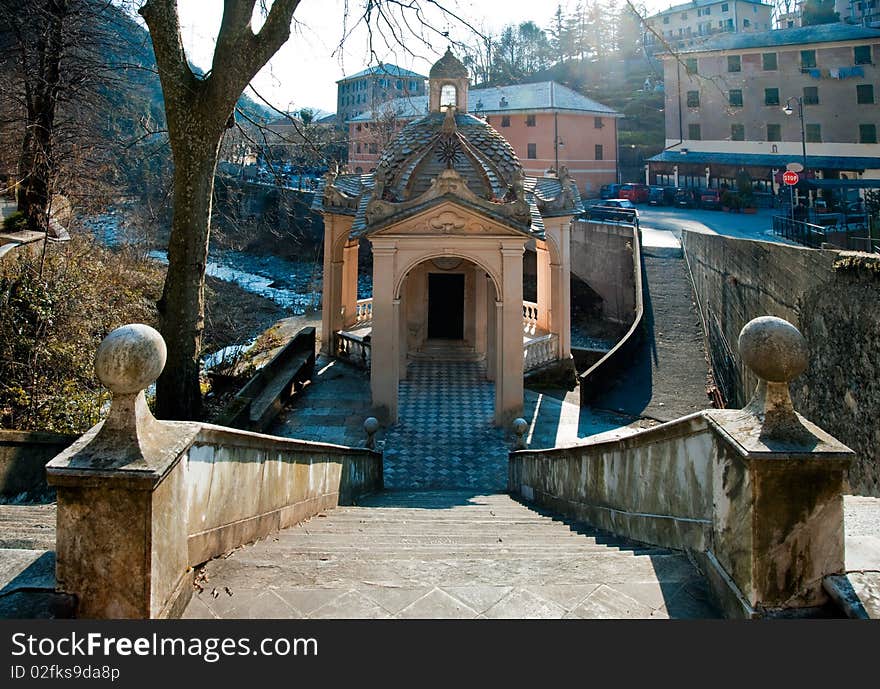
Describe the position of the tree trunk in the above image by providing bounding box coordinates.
[155,134,222,421]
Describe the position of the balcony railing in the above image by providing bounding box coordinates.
[334,330,371,369]
[522,301,539,333]
[355,298,373,324]
[524,334,558,373]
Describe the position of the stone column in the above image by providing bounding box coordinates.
[46,325,201,618]
[498,242,525,423]
[341,238,360,329]
[320,217,347,356]
[474,269,488,356]
[370,243,398,422]
[557,221,572,359]
[535,244,552,332]
[706,316,853,617]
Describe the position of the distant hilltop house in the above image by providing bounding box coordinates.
[346,81,621,196]
[643,0,773,54]
[647,23,880,195]
[336,64,427,128]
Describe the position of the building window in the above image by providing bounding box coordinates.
[688,123,702,140]
[356,143,361,153]
[806,124,822,143]
[854,45,872,65]
[440,84,457,108]
[369,143,378,154]
[860,124,877,143]
[767,123,782,142]
[663,16,669,24]
[687,90,700,107]
[681,12,688,19]
[594,116,604,128]
[731,123,745,141]
[762,52,777,70]
[685,57,698,74]
[764,88,780,106]
[743,18,750,27]
[526,114,536,127]
[721,2,729,10]
[728,55,741,72]
[396,80,402,89]
[595,144,604,160]
[857,83,875,104]
[803,86,819,105]
[527,143,537,159]
[501,116,511,127]
[729,89,743,107]
[801,50,816,70]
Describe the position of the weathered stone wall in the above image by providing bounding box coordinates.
[570,220,636,324]
[0,430,75,497]
[510,414,714,553]
[185,426,382,566]
[682,230,880,496]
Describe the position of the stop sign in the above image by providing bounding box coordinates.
[782,170,799,186]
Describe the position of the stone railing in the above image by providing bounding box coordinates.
[522,300,539,334]
[355,297,373,324]
[523,333,557,372]
[46,324,382,619]
[510,317,854,619]
[335,330,371,369]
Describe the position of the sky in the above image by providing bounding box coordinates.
[175,0,672,115]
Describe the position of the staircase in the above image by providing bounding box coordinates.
[409,341,485,362]
[185,491,719,619]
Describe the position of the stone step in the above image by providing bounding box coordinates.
[0,504,57,551]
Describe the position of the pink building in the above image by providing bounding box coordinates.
[347,81,621,196]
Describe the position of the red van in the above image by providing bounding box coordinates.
[618,183,650,204]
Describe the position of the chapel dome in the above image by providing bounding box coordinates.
[374,111,523,202]
[429,47,469,79]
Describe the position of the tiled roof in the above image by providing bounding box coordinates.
[648,149,880,170]
[337,64,427,83]
[347,82,620,122]
[666,23,880,55]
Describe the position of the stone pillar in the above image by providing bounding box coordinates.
[498,242,525,423]
[46,324,201,618]
[370,243,398,422]
[320,217,348,356]
[341,238,359,329]
[474,270,488,356]
[535,244,552,332]
[398,292,408,380]
[486,286,497,383]
[706,316,853,617]
[557,222,572,359]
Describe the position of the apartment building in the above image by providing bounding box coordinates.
[347,82,621,195]
[644,0,773,53]
[336,64,427,127]
[647,23,880,191]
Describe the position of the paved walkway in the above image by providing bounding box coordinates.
[384,361,508,490]
[184,491,719,619]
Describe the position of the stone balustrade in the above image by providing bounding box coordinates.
[510,316,854,618]
[355,297,373,324]
[46,324,382,619]
[522,300,539,334]
[335,330,371,369]
[523,333,557,372]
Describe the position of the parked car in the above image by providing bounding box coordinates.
[618,183,650,204]
[673,187,698,208]
[699,188,722,210]
[648,186,675,205]
[599,183,623,200]
[585,198,639,222]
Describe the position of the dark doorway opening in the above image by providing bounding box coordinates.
[428,273,465,339]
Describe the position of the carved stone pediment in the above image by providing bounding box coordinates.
[369,201,529,238]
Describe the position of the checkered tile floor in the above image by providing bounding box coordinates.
[383,361,509,490]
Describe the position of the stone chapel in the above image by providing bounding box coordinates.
[316,49,581,424]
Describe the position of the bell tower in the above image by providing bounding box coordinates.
[428,48,469,113]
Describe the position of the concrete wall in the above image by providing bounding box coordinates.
[510,414,715,552]
[682,230,880,495]
[570,220,637,324]
[0,430,75,497]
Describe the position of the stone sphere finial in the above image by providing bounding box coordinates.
[512,417,529,450]
[95,324,166,395]
[738,316,808,383]
[364,417,380,450]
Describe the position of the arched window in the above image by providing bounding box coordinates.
[440,84,457,109]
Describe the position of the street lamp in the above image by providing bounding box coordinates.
[782,96,808,172]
